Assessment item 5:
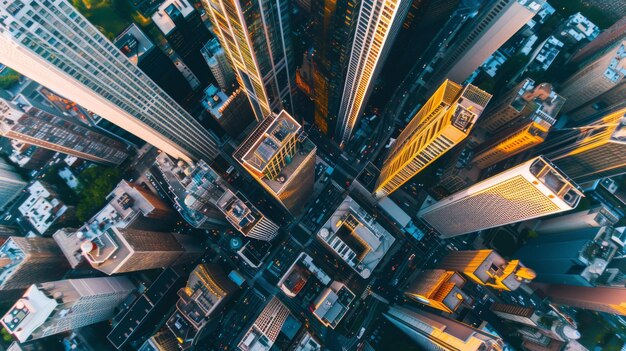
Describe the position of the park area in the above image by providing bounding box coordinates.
[71,0,150,39]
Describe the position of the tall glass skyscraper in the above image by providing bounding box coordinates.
[0,0,219,162]
[202,0,294,120]
[0,158,27,211]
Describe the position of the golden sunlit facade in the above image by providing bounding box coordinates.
[419,157,584,238]
[471,119,551,169]
[202,0,294,121]
[542,107,626,183]
[375,81,492,197]
[404,270,469,313]
[335,0,411,147]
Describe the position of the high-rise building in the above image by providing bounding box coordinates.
[78,227,203,275]
[0,158,26,210]
[375,81,491,197]
[419,157,583,237]
[0,237,69,292]
[514,227,621,286]
[0,94,130,166]
[153,154,279,240]
[334,0,411,147]
[317,196,396,279]
[477,79,564,135]
[0,277,135,342]
[201,85,254,138]
[489,303,541,327]
[152,0,213,87]
[0,0,218,162]
[570,16,626,65]
[202,0,294,120]
[234,110,316,214]
[311,281,355,329]
[560,40,625,114]
[238,296,291,351]
[425,0,542,88]
[166,264,237,349]
[385,305,504,351]
[439,250,536,291]
[404,269,472,313]
[201,38,237,92]
[534,204,620,234]
[540,107,626,183]
[539,284,626,316]
[114,23,194,108]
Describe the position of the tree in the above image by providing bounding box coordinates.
[0,68,20,89]
[75,166,122,222]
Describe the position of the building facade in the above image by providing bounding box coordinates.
[0,158,26,210]
[202,0,294,120]
[238,296,291,351]
[404,269,471,313]
[0,0,218,162]
[0,277,135,342]
[375,81,492,197]
[201,38,237,92]
[418,157,583,237]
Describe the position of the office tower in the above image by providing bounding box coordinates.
[404,269,472,313]
[539,284,626,316]
[425,0,542,88]
[114,23,194,108]
[514,227,621,286]
[0,237,69,292]
[489,303,541,327]
[154,154,279,239]
[0,1,218,162]
[0,277,135,342]
[201,85,254,137]
[334,0,411,147]
[375,81,491,198]
[166,264,237,349]
[560,40,625,114]
[201,38,236,92]
[419,157,583,237]
[385,305,504,351]
[439,250,536,291]
[152,0,213,87]
[203,0,294,120]
[540,107,626,183]
[234,110,316,214]
[0,158,26,210]
[470,114,555,170]
[535,204,620,234]
[317,196,396,279]
[238,296,291,351]
[477,79,564,135]
[18,181,73,236]
[79,227,202,275]
[0,95,130,166]
[570,16,626,65]
[311,281,355,329]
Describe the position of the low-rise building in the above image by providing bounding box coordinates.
[311,282,355,329]
[18,181,73,236]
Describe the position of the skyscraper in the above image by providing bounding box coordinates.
[425,0,542,88]
[79,227,203,275]
[114,23,194,108]
[201,38,237,92]
[202,0,294,120]
[404,269,471,313]
[439,250,537,291]
[0,0,218,162]
[0,158,26,210]
[538,284,626,316]
[0,94,130,166]
[334,0,412,147]
[385,305,504,351]
[234,110,316,214]
[0,237,69,292]
[489,303,541,327]
[540,107,626,183]
[1,277,135,342]
[152,0,213,87]
[559,40,625,114]
[418,157,583,237]
[238,296,291,351]
[375,81,491,198]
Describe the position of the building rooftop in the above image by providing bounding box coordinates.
[312,282,355,329]
[0,238,25,288]
[18,181,68,235]
[532,36,564,71]
[1,284,57,342]
[277,252,331,297]
[317,196,395,278]
[405,269,470,312]
[152,0,195,35]
[603,42,625,83]
[201,85,230,118]
[113,24,155,65]
[562,13,599,42]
